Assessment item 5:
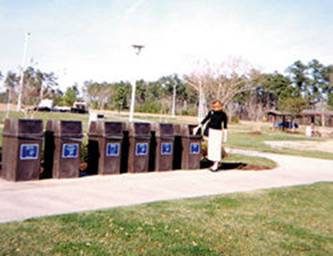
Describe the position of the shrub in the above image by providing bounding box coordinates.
[80,138,89,162]
[231,115,240,124]
[136,101,163,114]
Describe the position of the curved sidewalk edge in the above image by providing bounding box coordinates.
[0,150,332,223]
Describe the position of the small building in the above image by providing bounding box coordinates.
[266,109,333,127]
[265,110,299,130]
[299,110,333,127]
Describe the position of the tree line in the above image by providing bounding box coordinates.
[0,58,332,118]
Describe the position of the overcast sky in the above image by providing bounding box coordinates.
[0,0,332,90]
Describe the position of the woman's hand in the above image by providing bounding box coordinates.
[192,124,202,135]
[223,130,228,143]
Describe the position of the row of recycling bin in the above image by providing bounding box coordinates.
[1,119,202,182]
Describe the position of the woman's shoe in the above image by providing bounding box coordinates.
[209,167,218,172]
[209,163,219,172]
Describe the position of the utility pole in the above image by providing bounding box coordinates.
[17,32,31,111]
[171,82,176,117]
[129,44,144,122]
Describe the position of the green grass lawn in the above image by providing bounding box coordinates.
[223,153,277,169]
[227,130,333,160]
[0,183,332,255]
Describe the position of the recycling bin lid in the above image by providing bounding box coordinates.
[153,123,174,137]
[89,121,124,138]
[180,124,202,139]
[3,118,43,138]
[47,120,83,138]
[128,122,151,137]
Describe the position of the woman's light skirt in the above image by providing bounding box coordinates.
[208,128,222,162]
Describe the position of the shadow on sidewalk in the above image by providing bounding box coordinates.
[200,159,246,171]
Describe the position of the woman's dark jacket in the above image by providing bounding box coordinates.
[201,110,228,131]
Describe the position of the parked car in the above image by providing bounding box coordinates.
[274,121,299,129]
[53,106,71,112]
[71,101,88,114]
[34,99,53,112]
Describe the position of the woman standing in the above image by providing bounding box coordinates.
[197,100,228,171]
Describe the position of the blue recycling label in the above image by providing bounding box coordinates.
[20,144,39,160]
[62,143,79,158]
[161,143,172,155]
[106,143,120,157]
[190,143,200,155]
[135,143,148,156]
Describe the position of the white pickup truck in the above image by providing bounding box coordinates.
[36,99,53,111]
[35,99,88,114]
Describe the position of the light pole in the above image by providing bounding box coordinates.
[129,44,144,122]
[39,80,44,101]
[17,32,31,111]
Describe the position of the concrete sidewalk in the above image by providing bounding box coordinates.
[0,150,332,223]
